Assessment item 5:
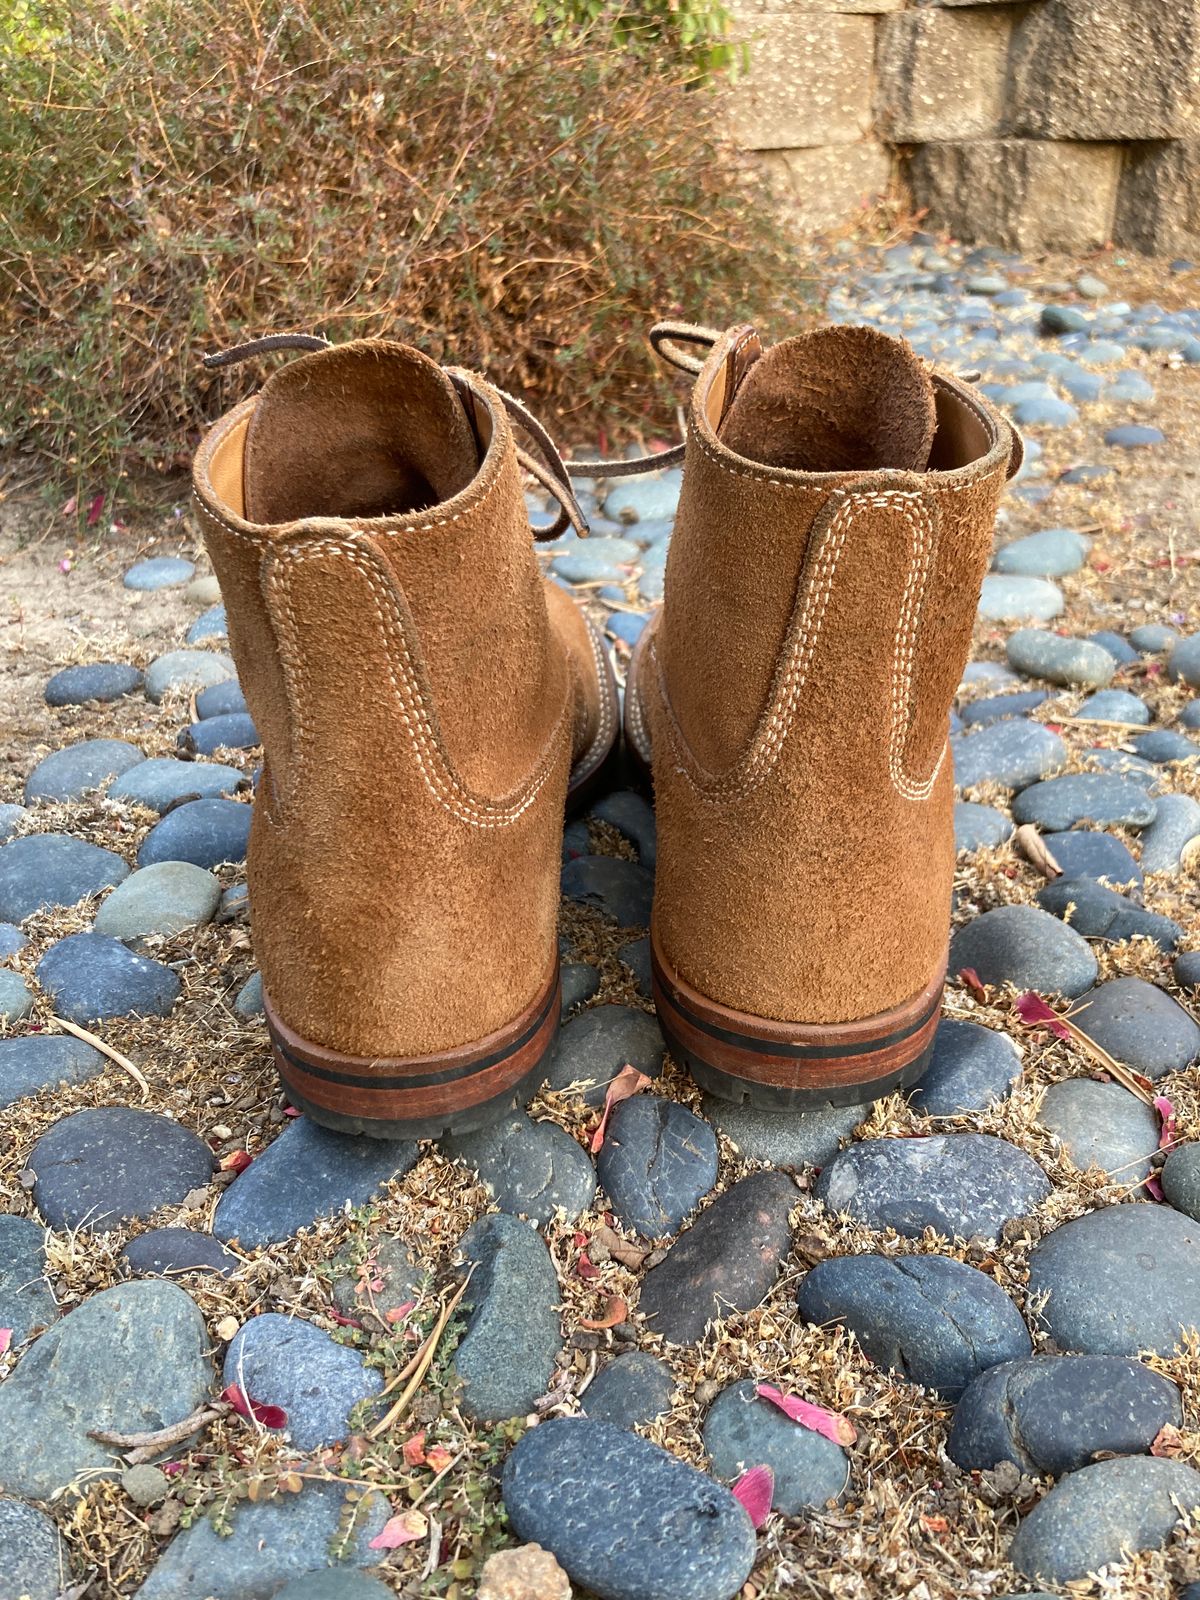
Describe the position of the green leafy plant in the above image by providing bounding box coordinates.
[533,0,744,79]
[0,0,797,495]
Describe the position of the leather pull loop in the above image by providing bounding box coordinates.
[648,321,723,376]
[202,332,332,370]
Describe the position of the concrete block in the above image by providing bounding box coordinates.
[1116,138,1200,254]
[876,7,1012,142]
[725,12,876,149]
[1009,0,1200,140]
[906,139,1121,252]
[732,0,903,11]
[758,141,896,231]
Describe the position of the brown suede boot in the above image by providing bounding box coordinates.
[192,337,618,1138]
[625,322,1021,1107]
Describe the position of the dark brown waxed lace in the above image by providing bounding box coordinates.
[201,323,717,541]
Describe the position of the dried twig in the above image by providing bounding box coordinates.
[1064,1013,1156,1105]
[1058,715,1154,730]
[51,1019,150,1098]
[89,1401,232,1463]
[366,1271,474,1440]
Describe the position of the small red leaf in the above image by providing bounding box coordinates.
[576,1251,600,1280]
[328,1309,363,1329]
[426,1444,453,1472]
[958,967,987,1003]
[85,492,105,526]
[732,1464,773,1528]
[756,1383,857,1446]
[1145,1172,1166,1202]
[402,1430,427,1467]
[578,1295,628,1331]
[385,1299,416,1325]
[220,1150,252,1174]
[221,1382,287,1430]
[1155,1094,1177,1151]
[368,1510,427,1549]
[590,1065,652,1153]
[0,1329,11,1356]
[1014,991,1073,1042]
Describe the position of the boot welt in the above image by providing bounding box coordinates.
[263,963,561,1140]
[651,926,944,1109]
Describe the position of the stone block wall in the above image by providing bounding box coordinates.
[726,0,1200,254]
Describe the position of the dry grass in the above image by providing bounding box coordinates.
[0,0,803,496]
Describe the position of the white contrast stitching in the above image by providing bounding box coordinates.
[269,537,569,830]
[884,495,944,802]
[190,401,511,546]
[652,492,854,800]
[584,616,615,758]
[652,489,946,805]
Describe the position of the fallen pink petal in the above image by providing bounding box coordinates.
[368,1511,427,1550]
[1014,991,1073,1043]
[756,1383,857,1446]
[732,1464,774,1529]
[1155,1094,1178,1150]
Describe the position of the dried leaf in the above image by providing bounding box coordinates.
[1145,1172,1166,1202]
[590,1065,652,1153]
[386,1300,417,1325]
[731,1465,773,1529]
[958,967,987,1004]
[589,1224,649,1270]
[578,1296,628,1331]
[1014,824,1062,881]
[1014,991,1073,1043]
[368,1509,428,1549]
[755,1383,857,1446]
[1155,1094,1178,1151]
[328,1309,364,1330]
[426,1445,453,1472]
[85,492,105,526]
[1151,1422,1185,1458]
[402,1430,427,1467]
[220,1150,253,1174]
[921,1513,950,1535]
[576,1252,600,1280]
[279,1471,303,1493]
[220,1383,287,1431]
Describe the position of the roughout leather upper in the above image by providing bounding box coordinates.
[640,323,1019,1027]
[192,339,602,1058]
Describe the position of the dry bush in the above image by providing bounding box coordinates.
[0,0,802,491]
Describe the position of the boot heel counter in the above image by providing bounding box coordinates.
[652,470,1004,1024]
[249,535,570,1058]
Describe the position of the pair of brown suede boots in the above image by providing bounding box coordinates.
[192,321,1020,1140]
